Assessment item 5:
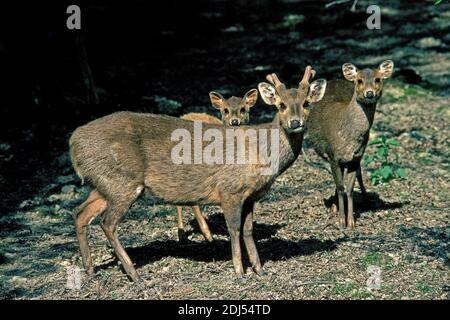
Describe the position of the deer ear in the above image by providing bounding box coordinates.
[378,60,394,79]
[243,89,258,108]
[342,63,358,81]
[258,82,278,106]
[307,79,327,103]
[209,91,225,109]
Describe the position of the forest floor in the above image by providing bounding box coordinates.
[0,0,449,299]
[1,81,448,300]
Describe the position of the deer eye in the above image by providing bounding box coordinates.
[357,79,363,84]
[240,107,246,114]
[303,102,311,109]
[279,103,287,111]
[375,78,381,83]
[224,108,229,115]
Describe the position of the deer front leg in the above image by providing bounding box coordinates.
[346,169,358,229]
[242,201,262,275]
[192,206,213,242]
[222,200,244,276]
[331,163,346,228]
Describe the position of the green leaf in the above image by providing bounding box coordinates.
[371,176,378,185]
[396,167,407,178]
[364,155,375,165]
[387,139,400,147]
[435,0,442,6]
[381,135,387,144]
[380,165,393,179]
[368,138,383,146]
[371,168,380,176]
[377,146,388,158]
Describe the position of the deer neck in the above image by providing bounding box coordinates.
[352,90,378,128]
[272,114,304,175]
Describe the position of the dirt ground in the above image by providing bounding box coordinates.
[0,0,449,299]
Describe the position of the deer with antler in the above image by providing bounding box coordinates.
[69,66,326,282]
[176,89,258,242]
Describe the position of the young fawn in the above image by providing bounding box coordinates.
[176,89,258,242]
[69,66,326,282]
[307,60,394,228]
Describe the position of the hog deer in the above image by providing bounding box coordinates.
[307,60,394,228]
[177,89,258,242]
[69,66,326,282]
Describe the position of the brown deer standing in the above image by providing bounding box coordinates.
[176,89,258,242]
[307,60,394,228]
[69,66,326,282]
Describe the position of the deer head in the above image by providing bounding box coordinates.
[258,66,327,133]
[209,89,258,126]
[342,60,394,104]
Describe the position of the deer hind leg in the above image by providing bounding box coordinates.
[192,206,213,242]
[242,201,262,275]
[74,189,107,275]
[331,163,346,228]
[346,169,358,229]
[100,183,144,282]
[222,199,244,276]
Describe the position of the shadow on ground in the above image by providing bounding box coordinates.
[186,212,286,240]
[398,225,449,267]
[323,191,407,219]
[98,232,343,271]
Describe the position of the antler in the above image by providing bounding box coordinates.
[300,65,316,87]
[266,73,286,90]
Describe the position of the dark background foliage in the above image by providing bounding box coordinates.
[2,0,449,212]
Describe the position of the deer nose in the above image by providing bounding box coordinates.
[230,119,240,126]
[366,91,375,99]
[289,120,301,129]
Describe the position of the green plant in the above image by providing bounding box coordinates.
[416,282,432,293]
[332,282,358,295]
[364,135,406,185]
[359,252,394,270]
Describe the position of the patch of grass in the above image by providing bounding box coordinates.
[332,282,358,295]
[416,282,432,293]
[351,289,373,299]
[383,81,429,103]
[403,86,427,97]
[359,252,394,270]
